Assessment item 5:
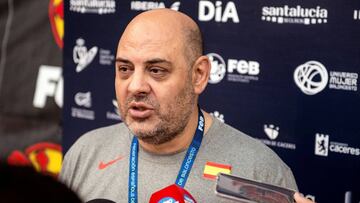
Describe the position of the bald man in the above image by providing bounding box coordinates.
[60,9,298,203]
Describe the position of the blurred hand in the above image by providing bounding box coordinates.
[294,192,315,203]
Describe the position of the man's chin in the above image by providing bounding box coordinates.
[127,123,154,137]
[135,134,176,145]
[135,135,160,145]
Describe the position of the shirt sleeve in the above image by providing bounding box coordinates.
[58,139,84,192]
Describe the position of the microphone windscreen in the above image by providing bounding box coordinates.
[149,184,196,203]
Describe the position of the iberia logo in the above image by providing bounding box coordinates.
[49,0,64,49]
[7,142,62,177]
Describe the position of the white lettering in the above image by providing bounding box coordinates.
[215,1,222,22]
[262,5,327,18]
[198,116,204,131]
[227,59,238,73]
[227,60,260,75]
[221,1,239,23]
[130,1,165,11]
[33,65,63,108]
[330,144,360,156]
[198,1,215,21]
[329,71,358,92]
[248,61,260,75]
[70,0,116,14]
[199,1,239,23]
[55,76,63,107]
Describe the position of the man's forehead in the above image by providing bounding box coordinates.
[126,9,189,31]
[119,19,182,46]
[119,34,175,49]
[117,27,183,62]
[118,37,178,55]
[116,40,176,64]
[117,9,193,49]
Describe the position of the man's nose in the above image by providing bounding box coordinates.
[128,70,151,95]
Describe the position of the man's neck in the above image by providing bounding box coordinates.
[138,109,213,155]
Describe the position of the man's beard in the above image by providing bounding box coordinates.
[120,82,196,145]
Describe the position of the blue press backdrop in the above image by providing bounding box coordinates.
[63,1,360,202]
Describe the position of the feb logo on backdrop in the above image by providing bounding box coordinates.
[207,52,260,84]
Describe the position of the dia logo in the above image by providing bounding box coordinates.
[315,133,329,156]
[198,1,239,23]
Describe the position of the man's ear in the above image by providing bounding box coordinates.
[192,55,211,94]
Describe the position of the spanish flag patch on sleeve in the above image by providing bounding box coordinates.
[203,161,232,180]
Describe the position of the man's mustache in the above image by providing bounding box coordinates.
[125,95,159,109]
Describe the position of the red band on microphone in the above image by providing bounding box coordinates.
[149,184,196,203]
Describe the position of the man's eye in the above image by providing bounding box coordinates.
[149,67,167,79]
[117,66,129,72]
[117,66,133,79]
[150,68,162,74]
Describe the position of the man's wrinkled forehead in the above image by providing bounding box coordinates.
[117,18,185,60]
[119,13,184,47]
[117,29,180,62]
[119,27,177,51]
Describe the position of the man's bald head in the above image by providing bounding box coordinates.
[118,9,203,67]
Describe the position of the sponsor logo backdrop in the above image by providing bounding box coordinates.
[63,1,360,202]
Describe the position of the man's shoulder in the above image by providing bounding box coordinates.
[206,118,297,190]
[67,123,129,154]
[208,118,266,151]
[206,118,290,172]
[81,122,128,141]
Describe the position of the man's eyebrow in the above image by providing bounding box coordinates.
[115,57,131,64]
[145,58,172,65]
[115,57,172,65]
